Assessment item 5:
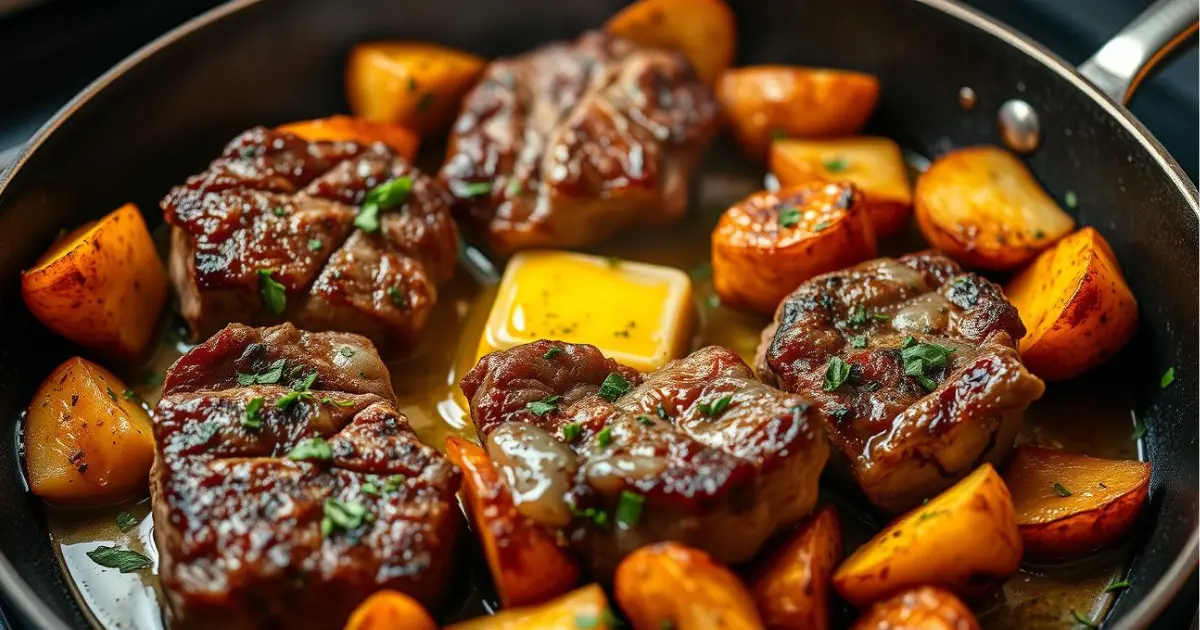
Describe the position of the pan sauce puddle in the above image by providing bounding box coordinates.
[45,150,1143,629]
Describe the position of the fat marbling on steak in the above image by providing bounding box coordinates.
[757,251,1046,512]
[440,31,720,254]
[152,323,461,630]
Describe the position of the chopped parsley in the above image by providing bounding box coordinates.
[86,546,153,573]
[850,335,868,349]
[455,181,493,197]
[777,206,802,228]
[900,341,956,391]
[307,238,322,252]
[355,176,412,233]
[1104,579,1131,592]
[543,347,564,359]
[569,502,609,527]
[598,372,632,402]
[237,358,286,386]
[615,490,645,527]
[243,397,265,429]
[106,387,118,402]
[636,414,654,426]
[698,394,733,417]
[273,206,287,216]
[656,403,669,420]
[505,178,523,196]
[387,286,407,308]
[1161,367,1175,389]
[288,437,333,462]
[1054,482,1072,497]
[1070,609,1097,628]
[823,156,849,172]
[115,511,138,533]
[690,262,713,281]
[705,294,721,309]
[257,269,287,315]
[1064,190,1079,209]
[339,347,355,358]
[812,220,832,232]
[525,395,562,416]
[361,481,379,495]
[575,614,599,629]
[918,509,948,521]
[320,397,356,407]
[597,427,613,448]
[562,423,583,441]
[121,389,140,402]
[823,357,852,391]
[321,498,371,536]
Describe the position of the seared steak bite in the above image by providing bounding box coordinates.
[461,340,827,577]
[163,127,458,354]
[757,252,1045,512]
[152,323,461,630]
[440,31,720,254]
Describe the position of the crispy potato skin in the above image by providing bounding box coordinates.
[24,357,155,505]
[445,437,580,607]
[277,115,419,160]
[750,506,842,630]
[22,203,167,361]
[342,590,436,630]
[770,137,913,237]
[718,66,880,159]
[1004,227,1137,381]
[914,146,1074,270]
[446,584,615,630]
[850,587,981,630]
[615,542,765,630]
[832,464,1021,607]
[605,0,736,84]
[346,42,486,136]
[1004,445,1150,557]
[712,182,877,315]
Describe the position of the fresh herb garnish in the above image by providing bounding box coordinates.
[416,92,435,113]
[1034,229,1045,239]
[690,263,713,281]
[900,342,956,391]
[823,157,849,172]
[918,509,948,521]
[598,372,632,402]
[320,397,356,407]
[308,238,322,252]
[1070,609,1097,628]
[569,501,609,527]
[563,423,583,441]
[115,511,138,532]
[846,305,869,327]
[525,395,562,416]
[824,357,852,391]
[293,371,318,391]
[636,414,654,426]
[106,387,118,402]
[140,371,164,387]
[243,397,265,429]
[1054,482,1072,497]
[850,335,868,349]
[656,403,669,420]
[257,269,287,315]
[543,347,564,359]
[1161,367,1175,389]
[121,388,139,402]
[698,394,733,417]
[455,181,493,197]
[355,176,412,233]
[575,614,599,629]
[361,482,379,495]
[597,427,613,448]
[1104,579,1131,592]
[237,359,287,386]
[505,178,523,196]
[321,498,370,537]
[812,220,832,232]
[382,474,405,493]
[777,206,802,228]
[1064,190,1079,209]
[339,347,355,358]
[387,286,407,308]
[288,437,333,462]
[615,490,645,527]
[705,294,721,309]
[86,546,152,573]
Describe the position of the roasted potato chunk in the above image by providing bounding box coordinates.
[770,137,913,237]
[750,506,842,630]
[447,584,615,630]
[850,587,981,630]
[445,437,580,607]
[21,203,167,361]
[24,357,155,505]
[277,115,419,160]
[346,42,486,136]
[712,182,877,315]
[605,0,736,84]
[914,146,1075,270]
[717,66,880,159]
[1004,445,1150,557]
[342,590,436,630]
[1004,227,1137,381]
[832,464,1022,607]
[615,542,765,630]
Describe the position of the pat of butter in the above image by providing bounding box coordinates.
[478,250,693,372]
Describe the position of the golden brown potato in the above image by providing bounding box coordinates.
[750,506,842,630]
[446,584,615,630]
[605,0,736,84]
[277,115,419,160]
[445,438,580,608]
[914,145,1075,271]
[1004,445,1150,557]
[850,587,981,630]
[24,357,155,505]
[615,542,765,630]
[342,590,436,630]
[712,182,877,315]
[832,464,1022,608]
[717,66,880,159]
[346,42,486,136]
[1004,227,1137,381]
[770,137,913,238]
[21,203,167,361]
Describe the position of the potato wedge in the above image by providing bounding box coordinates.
[21,203,167,361]
[445,437,580,608]
[750,506,842,630]
[447,584,614,630]
[1004,445,1150,557]
[717,66,880,159]
[850,587,980,630]
[712,182,877,315]
[914,146,1075,270]
[342,590,436,630]
[1004,227,1137,381]
[346,42,486,136]
[278,116,419,160]
[24,357,155,505]
[615,542,764,630]
[605,0,736,84]
[770,137,913,238]
[832,464,1022,607]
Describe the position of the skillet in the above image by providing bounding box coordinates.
[0,0,1196,628]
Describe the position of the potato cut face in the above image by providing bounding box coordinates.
[446,584,613,630]
[615,542,764,630]
[346,42,486,136]
[751,505,842,630]
[277,115,419,160]
[605,0,736,84]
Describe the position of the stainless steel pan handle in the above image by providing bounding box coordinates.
[1079,0,1199,104]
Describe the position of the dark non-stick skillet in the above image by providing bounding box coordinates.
[0,0,1196,628]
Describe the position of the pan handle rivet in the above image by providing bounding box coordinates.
[997,98,1041,153]
[957,86,978,110]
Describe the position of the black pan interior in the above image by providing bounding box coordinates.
[0,0,1195,628]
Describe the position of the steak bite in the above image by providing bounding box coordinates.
[164,127,458,354]
[461,340,827,577]
[152,323,461,630]
[440,31,720,254]
[757,252,1046,512]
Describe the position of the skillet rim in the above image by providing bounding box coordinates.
[0,0,1195,628]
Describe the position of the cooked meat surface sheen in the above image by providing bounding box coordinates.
[163,127,458,354]
[757,252,1045,512]
[152,323,461,630]
[440,31,719,254]
[461,340,827,577]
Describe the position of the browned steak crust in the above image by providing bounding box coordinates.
[757,252,1045,512]
[152,324,461,630]
[440,31,719,254]
[163,128,458,354]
